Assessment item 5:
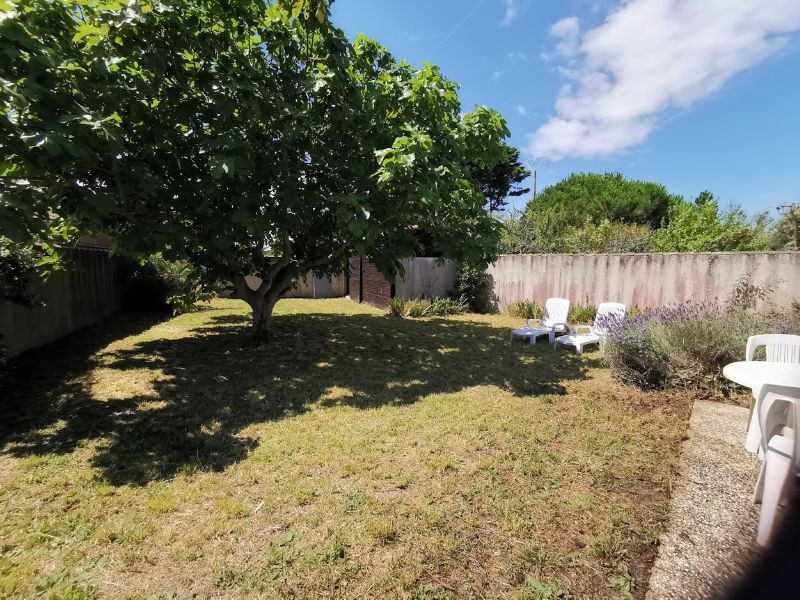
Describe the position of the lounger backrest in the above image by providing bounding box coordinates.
[746,334,800,363]
[594,302,627,336]
[543,298,570,327]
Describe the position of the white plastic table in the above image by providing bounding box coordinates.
[722,361,800,453]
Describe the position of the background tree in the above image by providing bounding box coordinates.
[525,172,680,228]
[469,144,530,213]
[652,192,769,252]
[770,205,799,250]
[498,211,653,254]
[1,0,509,337]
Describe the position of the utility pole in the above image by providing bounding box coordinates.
[532,170,537,201]
[777,203,799,250]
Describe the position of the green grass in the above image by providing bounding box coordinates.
[0,298,692,598]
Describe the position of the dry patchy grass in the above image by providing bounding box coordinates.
[0,298,692,599]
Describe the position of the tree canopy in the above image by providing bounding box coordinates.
[470,144,529,213]
[502,187,771,255]
[0,0,510,335]
[525,172,680,229]
[652,192,769,252]
[770,206,799,250]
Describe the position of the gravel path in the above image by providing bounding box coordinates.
[646,400,763,600]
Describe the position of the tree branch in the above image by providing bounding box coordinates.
[256,232,293,295]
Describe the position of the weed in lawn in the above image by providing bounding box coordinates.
[411,583,453,599]
[307,531,348,565]
[391,474,415,489]
[212,568,248,590]
[516,579,573,600]
[147,491,178,514]
[569,493,595,511]
[519,540,567,569]
[0,550,38,598]
[638,523,664,547]
[585,530,625,559]
[610,506,631,528]
[30,513,93,550]
[98,519,155,546]
[217,496,250,518]
[35,565,98,600]
[608,565,636,600]
[425,453,456,474]
[263,532,300,581]
[365,518,398,544]
[337,489,366,515]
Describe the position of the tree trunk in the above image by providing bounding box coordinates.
[231,267,296,342]
[250,295,279,340]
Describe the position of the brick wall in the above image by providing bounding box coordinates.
[349,257,392,310]
[348,257,362,302]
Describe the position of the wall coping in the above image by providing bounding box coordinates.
[496,251,799,258]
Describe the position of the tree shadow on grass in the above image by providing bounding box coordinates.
[1,305,601,485]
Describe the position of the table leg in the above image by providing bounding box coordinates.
[745,394,762,454]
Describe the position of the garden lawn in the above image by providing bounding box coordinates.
[0,298,692,599]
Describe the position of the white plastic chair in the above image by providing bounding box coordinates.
[746,334,800,365]
[744,334,800,453]
[509,298,570,345]
[753,384,800,546]
[554,302,627,354]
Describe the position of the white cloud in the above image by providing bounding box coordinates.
[507,51,530,62]
[517,104,527,115]
[501,0,533,26]
[530,0,800,159]
[549,16,581,58]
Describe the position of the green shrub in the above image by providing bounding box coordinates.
[626,305,648,318]
[507,300,542,319]
[125,254,217,314]
[431,296,468,316]
[508,301,648,323]
[402,296,468,318]
[453,264,491,312]
[389,298,406,317]
[604,302,800,391]
[0,237,38,306]
[499,210,654,255]
[568,304,597,324]
[652,194,769,252]
[405,299,430,318]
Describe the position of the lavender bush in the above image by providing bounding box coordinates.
[603,302,800,392]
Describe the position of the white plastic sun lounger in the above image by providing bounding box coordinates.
[554,302,627,354]
[510,298,570,345]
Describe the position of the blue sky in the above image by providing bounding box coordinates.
[331,0,800,216]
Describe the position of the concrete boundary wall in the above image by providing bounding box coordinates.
[487,252,800,310]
